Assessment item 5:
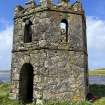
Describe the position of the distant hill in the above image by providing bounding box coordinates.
[0,71,10,82]
[0,71,10,72]
[89,68,105,76]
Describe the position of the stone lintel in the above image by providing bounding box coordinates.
[12,48,88,55]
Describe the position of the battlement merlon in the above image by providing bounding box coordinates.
[14,5,24,16]
[25,0,36,8]
[14,0,84,19]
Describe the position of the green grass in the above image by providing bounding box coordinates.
[0,83,105,105]
[0,83,9,97]
[0,83,21,105]
[89,84,105,97]
[89,68,105,76]
[93,97,105,105]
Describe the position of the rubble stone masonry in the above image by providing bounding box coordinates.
[10,0,88,104]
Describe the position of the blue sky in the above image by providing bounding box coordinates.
[0,0,105,70]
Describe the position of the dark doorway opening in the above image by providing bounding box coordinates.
[19,63,33,104]
[24,20,32,43]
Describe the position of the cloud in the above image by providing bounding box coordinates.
[86,16,105,69]
[0,18,10,30]
[0,26,13,50]
[0,20,13,70]
[87,16,105,50]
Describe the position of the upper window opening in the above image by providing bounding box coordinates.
[60,19,68,42]
[60,22,66,30]
[24,20,32,43]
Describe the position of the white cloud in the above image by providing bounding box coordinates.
[87,16,105,51]
[0,20,13,70]
[0,26,13,51]
[86,16,105,69]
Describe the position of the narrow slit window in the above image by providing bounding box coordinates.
[24,20,32,43]
[60,19,68,42]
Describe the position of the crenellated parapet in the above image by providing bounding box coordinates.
[14,0,84,18]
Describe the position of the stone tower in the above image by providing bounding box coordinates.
[10,0,88,104]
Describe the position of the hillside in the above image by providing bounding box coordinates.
[89,68,105,76]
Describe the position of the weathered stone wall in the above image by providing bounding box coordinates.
[10,0,88,104]
[13,11,86,51]
[11,49,87,101]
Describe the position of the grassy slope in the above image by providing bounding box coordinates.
[0,83,20,105]
[89,68,105,76]
[0,84,9,97]
[0,84,105,105]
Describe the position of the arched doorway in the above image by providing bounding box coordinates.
[19,63,33,104]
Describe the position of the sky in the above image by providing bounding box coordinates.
[0,0,105,70]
